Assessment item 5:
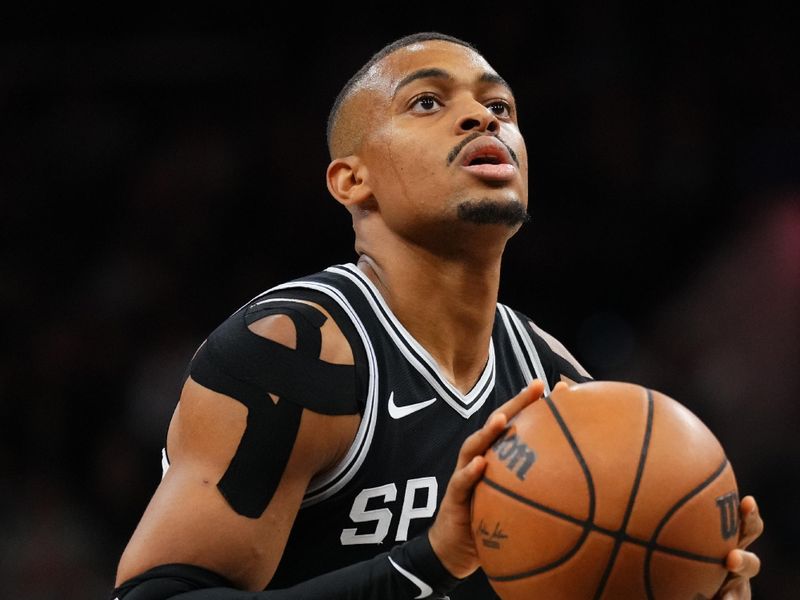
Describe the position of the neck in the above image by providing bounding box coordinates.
[357,237,504,394]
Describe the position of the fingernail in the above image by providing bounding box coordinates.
[728,552,742,572]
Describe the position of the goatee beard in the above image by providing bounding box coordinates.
[457,199,530,227]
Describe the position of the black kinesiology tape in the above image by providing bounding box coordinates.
[189,300,359,518]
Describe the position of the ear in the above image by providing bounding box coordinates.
[326,156,373,209]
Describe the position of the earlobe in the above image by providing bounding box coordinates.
[326,157,373,209]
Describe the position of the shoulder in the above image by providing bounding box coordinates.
[202,264,357,363]
[190,276,368,416]
[246,298,354,367]
[503,305,592,383]
[526,318,591,380]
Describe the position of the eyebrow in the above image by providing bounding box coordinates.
[479,72,513,95]
[392,68,513,98]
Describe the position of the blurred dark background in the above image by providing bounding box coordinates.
[1,5,797,598]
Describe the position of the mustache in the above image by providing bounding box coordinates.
[446,132,519,167]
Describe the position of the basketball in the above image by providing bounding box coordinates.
[471,380,740,599]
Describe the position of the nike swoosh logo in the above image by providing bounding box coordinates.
[387,392,438,419]
[388,556,433,598]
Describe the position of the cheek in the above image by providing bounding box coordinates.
[372,131,445,203]
[508,132,530,189]
[506,129,528,165]
[520,148,530,175]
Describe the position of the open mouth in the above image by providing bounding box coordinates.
[461,141,516,181]
[462,143,512,167]
[467,155,504,166]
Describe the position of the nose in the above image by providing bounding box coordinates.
[456,102,500,135]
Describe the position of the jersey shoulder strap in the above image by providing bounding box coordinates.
[497,303,592,389]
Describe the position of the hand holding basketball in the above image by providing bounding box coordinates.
[428,379,546,579]
[714,495,763,599]
[471,381,747,599]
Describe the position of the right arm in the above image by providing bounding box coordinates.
[115,306,363,593]
[112,306,546,599]
[115,382,360,591]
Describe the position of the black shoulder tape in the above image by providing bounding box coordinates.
[245,300,325,357]
[278,288,370,413]
[188,297,362,518]
[193,303,359,415]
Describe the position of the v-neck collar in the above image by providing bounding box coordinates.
[327,263,496,418]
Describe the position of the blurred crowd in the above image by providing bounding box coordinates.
[1,7,797,598]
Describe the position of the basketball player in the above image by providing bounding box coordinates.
[110,33,763,599]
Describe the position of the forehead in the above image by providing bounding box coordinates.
[357,40,498,98]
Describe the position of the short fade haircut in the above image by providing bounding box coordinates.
[326,32,480,158]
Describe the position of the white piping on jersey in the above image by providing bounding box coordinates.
[499,304,552,396]
[329,263,495,419]
[497,304,535,383]
[255,267,554,507]
[251,297,323,310]
[262,282,380,508]
[331,264,495,411]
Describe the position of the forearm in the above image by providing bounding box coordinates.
[112,534,461,600]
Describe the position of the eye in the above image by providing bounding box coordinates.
[487,100,513,119]
[410,94,443,114]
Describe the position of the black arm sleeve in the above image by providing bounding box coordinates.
[111,534,461,600]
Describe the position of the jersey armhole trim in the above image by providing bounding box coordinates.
[498,304,552,396]
[266,279,380,507]
[526,319,592,379]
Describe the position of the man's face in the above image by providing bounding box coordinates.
[352,40,529,242]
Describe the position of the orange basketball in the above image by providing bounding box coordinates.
[472,380,740,599]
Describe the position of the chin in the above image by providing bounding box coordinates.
[456,198,530,227]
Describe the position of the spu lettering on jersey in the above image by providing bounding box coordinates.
[491,430,536,480]
[340,477,438,545]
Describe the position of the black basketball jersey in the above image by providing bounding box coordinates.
[254,263,591,599]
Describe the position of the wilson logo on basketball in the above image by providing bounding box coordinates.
[473,382,742,599]
[491,431,536,480]
[716,491,740,540]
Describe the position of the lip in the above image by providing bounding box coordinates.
[458,137,517,181]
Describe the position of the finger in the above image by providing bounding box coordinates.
[726,549,761,579]
[738,496,764,548]
[717,575,751,600]
[455,412,509,470]
[446,455,489,505]
[553,380,569,392]
[454,380,544,470]
[490,379,545,422]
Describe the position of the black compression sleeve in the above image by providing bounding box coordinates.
[110,564,234,599]
[112,534,461,600]
[263,534,461,600]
